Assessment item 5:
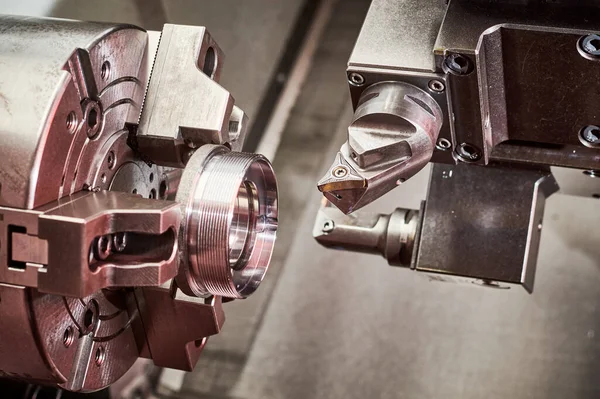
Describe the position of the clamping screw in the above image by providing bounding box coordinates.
[348,72,365,87]
[579,34,600,58]
[428,79,446,93]
[456,142,482,162]
[322,220,335,233]
[579,125,600,147]
[332,166,349,178]
[444,54,472,75]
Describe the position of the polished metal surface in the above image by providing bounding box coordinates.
[417,163,558,292]
[176,145,278,299]
[318,82,443,213]
[313,199,418,267]
[348,0,445,72]
[136,24,247,167]
[0,14,279,392]
[0,15,147,209]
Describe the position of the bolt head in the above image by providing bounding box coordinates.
[581,34,600,57]
[579,125,600,147]
[348,72,365,87]
[444,54,472,75]
[428,79,446,93]
[322,220,335,233]
[332,166,349,178]
[456,143,482,162]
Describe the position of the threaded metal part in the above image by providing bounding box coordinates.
[176,145,278,299]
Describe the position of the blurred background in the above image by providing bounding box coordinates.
[1,1,600,398]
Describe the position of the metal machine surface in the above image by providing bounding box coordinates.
[315,0,600,291]
[0,16,278,392]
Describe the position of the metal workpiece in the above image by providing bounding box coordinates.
[0,15,278,392]
[136,24,248,167]
[416,163,558,292]
[176,145,278,299]
[318,81,443,214]
[313,199,419,267]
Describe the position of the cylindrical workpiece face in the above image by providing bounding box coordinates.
[176,145,279,299]
[0,16,147,209]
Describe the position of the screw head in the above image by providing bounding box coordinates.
[322,220,335,233]
[348,72,365,87]
[456,142,482,162]
[579,34,600,58]
[580,125,600,147]
[332,166,348,178]
[444,54,472,76]
[428,79,446,93]
[436,138,452,151]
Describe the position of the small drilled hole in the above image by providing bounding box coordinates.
[203,47,217,77]
[66,112,77,134]
[107,151,116,169]
[132,189,138,195]
[101,61,111,81]
[149,189,157,199]
[149,173,154,183]
[63,327,74,348]
[95,346,105,366]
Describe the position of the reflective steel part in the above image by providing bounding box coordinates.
[315,0,599,292]
[136,24,248,167]
[313,199,418,267]
[0,15,278,392]
[416,163,558,292]
[318,82,443,214]
[176,145,278,299]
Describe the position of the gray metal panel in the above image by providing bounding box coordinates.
[348,0,446,72]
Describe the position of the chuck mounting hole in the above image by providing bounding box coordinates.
[95,346,105,366]
[82,299,99,334]
[101,61,111,81]
[66,111,78,134]
[84,101,102,139]
[83,309,94,330]
[107,151,116,169]
[88,108,98,129]
[159,180,168,199]
[203,46,217,78]
[63,326,74,348]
